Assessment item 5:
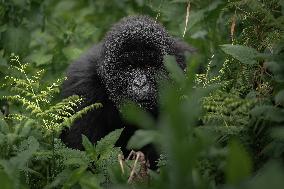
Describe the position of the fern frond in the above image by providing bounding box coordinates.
[4,95,41,114]
[60,103,102,129]
[3,56,102,136]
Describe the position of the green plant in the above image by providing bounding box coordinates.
[0,55,123,188]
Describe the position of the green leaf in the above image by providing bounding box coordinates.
[82,134,96,157]
[275,90,284,106]
[79,172,102,189]
[0,112,9,131]
[62,47,83,61]
[0,170,13,189]
[121,102,156,129]
[226,139,252,184]
[95,128,123,156]
[0,56,8,74]
[45,169,72,189]
[266,61,284,82]
[62,166,88,189]
[0,136,39,179]
[127,129,159,149]
[19,119,34,137]
[164,55,186,85]
[3,26,31,56]
[13,136,40,168]
[251,105,284,123]
[247,161,284,189]
[271,128,284,140]
[220,44,260,65]
[29,51,53,66]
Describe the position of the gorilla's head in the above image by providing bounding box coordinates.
[98,16,185,110]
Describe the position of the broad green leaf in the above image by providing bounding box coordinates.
[95,128,123,155]
[28,51,53,66]
[0,136,39,179]
[121,102,155,129]
[45,169,72,189]
[226,139,252,184]
[266,61,284,82]
[82,134,95,157]
[220,44,260,65]
[19,119,34,137]
[3,26,31,56]
[0,170,13,189]
[62,166,88,189]
[13,136,40,168]
[0,111,9,131]
[188,9,206,30]
[79,172,102,189]
[251,105,284,123]
[271,128,284,140]
[62,47,83,61]
[127,129,159,149]
[11,0,27,7]
[164,55,185,86]
[275,90,284,106]
[0,56,8,74]
[246,161,284,189]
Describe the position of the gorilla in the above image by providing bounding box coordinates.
[60,15,194,167]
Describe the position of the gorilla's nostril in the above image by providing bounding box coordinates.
[133,74,147,87]
[133,79,146,87]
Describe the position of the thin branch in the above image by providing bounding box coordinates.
[183,1,191,38]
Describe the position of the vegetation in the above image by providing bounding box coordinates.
[0,0,283,188]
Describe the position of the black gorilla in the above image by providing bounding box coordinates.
[60,15,194,165]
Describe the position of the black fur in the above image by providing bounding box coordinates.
[60,16,194,166]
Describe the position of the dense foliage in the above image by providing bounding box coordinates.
[0,0,283,188]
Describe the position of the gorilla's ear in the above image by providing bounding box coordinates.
[173,38,197,54]
[172,38,197,70]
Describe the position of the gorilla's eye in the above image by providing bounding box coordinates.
[118,41,162,68]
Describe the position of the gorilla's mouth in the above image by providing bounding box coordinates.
[136,99,157,111]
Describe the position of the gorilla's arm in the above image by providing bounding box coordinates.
[60,44,123,149]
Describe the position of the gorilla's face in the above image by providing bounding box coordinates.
[99,16,174,110]
[104,42,168,110]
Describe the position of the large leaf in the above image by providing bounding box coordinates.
[121,102,156,129]
[95,128,123,156]
[2,26,31,56]
[127,129,159,149]
[220,44,260,65]
[251,105,284,123]
[266,61,284,82]
[62,166,88,189]
[275,90,284,106]
[0,170,14,189]
[226,140,252,184]
[0,136,39,179]
[164,55,186,86]
[246,161,284,189]
[82,134,96,157]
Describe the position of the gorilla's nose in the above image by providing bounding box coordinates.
[131,74,151,99]
[133,74,147,88]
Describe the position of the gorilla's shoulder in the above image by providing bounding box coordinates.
[66,43,103,76]
[62,43,106,101]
